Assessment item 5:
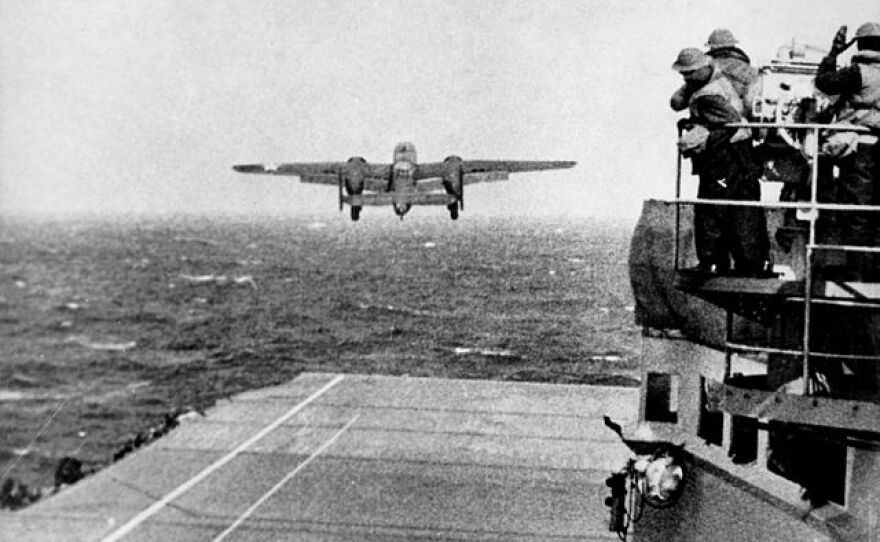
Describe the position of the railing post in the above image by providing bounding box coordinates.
[802,126,820,395]
[671,121,879,396]
[674,128,682,271]
[725,310,733,379]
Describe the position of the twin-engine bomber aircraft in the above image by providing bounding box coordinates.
[233,141,576,220]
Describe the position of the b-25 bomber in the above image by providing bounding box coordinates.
[233,141,576,220]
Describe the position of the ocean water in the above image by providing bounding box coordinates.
[0,214,640,490]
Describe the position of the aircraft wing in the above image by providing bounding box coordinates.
[232,162,391,185]
[463,171,509,185]
[415,160,575,180]
[463,160,576,173]
[233,162,344,176]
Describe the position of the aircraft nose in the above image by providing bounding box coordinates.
[394,204,411,217]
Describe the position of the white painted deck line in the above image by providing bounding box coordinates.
[98,374,344,542]
[211,411,360,541]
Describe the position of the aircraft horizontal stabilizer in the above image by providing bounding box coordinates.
[415,179,447,192]
[407,193,459,205]
[363,178,389,192]
[299,176,389,189]
[232,164,273,174]
[413,171,508,190]
[342,193,458,206]
[301,174,339,185]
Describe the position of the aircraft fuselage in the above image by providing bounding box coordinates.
[391,141,419,217]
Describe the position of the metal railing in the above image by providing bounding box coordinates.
[672,121,880,395]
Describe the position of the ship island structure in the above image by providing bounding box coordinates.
[620,41,880,540]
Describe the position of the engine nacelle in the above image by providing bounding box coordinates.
[344,156,368,194]
[443,155,464,211]
[442,155,464,211]
[442,155,464,191]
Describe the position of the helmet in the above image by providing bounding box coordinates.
[672,48,711,72]
[855,22,880,40]
[706,28,739,49]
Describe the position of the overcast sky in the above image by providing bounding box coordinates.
[1,0,877,220]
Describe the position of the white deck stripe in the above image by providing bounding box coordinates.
[212,411,361,542]
[100,374,345,542]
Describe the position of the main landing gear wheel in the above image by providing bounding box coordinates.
[447,203,459,220]
[350,206,361,221]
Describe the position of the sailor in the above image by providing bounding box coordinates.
[813,23,880,399]
[672,47,769,275]
[671,29,759,114]
[814,22,880,280]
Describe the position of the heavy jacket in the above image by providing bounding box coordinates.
[709,46,759,104]
[683,67,753,178]
[815,49,880,131]
[814,49,880,280]
[671,47,759,113]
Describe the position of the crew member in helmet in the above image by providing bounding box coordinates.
[815,22,880,281]
[671,29,759,113]
[672,48,769,275]
[813,23,880,400]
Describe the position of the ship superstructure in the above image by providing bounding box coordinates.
[619,44,880,541]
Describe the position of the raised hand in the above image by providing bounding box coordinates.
[830,25,849,55]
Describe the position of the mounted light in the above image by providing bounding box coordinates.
[635,446,687,509]
[601,438,688,540]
